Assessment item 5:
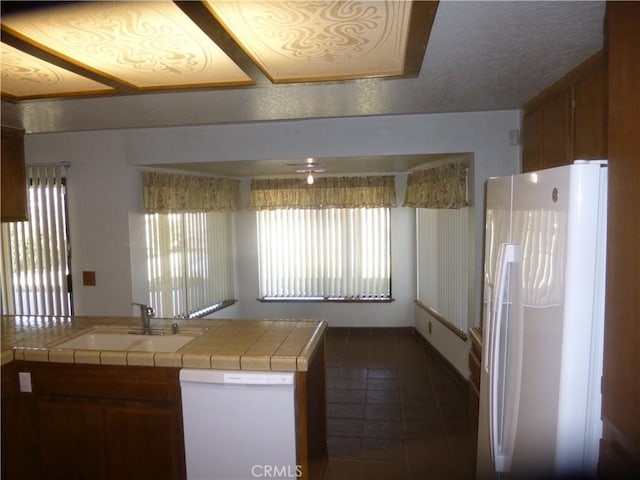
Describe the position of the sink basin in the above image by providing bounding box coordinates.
[53,328,200,353]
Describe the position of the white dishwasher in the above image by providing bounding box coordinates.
[179,369,298,480]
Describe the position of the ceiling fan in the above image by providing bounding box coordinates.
[287,158,326,184]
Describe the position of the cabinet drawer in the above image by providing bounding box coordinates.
[16,361,180,403]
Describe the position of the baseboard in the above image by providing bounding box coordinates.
[412,327,468,388]
[326,326,414,336]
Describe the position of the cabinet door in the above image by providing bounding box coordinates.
[104,405,185,480]
[15,362,186,479]
[37,399,107,480]
[522,108,542,172]
[574,63,607,159]
[2,363,40,480]
[1,127,28,222]
[541,88,573,169]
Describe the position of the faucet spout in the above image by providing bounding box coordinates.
[131,302,155,334]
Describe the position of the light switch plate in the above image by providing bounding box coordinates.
[82,270,96,286]
[18,371,32,392]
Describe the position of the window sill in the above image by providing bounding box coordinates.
[188,299,237,319]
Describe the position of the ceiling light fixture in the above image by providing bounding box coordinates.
[288,158,326,185]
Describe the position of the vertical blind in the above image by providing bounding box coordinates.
[257,207,390,299]
[416,207,469,332]
[142,171,238,318]
[145,211,234,318]
[1,165,72,316]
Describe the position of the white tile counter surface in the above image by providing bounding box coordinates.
[0,316,327,372]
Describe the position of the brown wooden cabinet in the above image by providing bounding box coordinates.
[521,108,543,173]
[573,59,607,160]
[599,2,640,477]
[35,400,184,480]
[521,52,606,173]
[104,404,185,479]
[541,87,574,168]
[2,347,328,480]
[37,399,108,480]
[1,126,28,222]
[3,361,186,480]
[1,362,40,480]
[296,337,328,480]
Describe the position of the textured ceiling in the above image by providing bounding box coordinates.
[0,1,606,177]
[1,1,606,134]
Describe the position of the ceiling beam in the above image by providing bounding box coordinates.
[404,1,439,78]
[174,1,271,87]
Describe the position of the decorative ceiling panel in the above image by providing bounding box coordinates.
[1,1,252,90]
[204,0,412,82]
[1,42,114,99]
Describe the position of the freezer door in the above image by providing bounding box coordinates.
[477,175,515,480]
[489,243,523,473]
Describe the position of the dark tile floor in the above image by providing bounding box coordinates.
[322,327,476,480]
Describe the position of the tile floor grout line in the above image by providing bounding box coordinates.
[324,330,473,479]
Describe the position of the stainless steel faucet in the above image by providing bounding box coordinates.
[131,302,158,335]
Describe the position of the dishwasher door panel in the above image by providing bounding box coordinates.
[180,369,297,480]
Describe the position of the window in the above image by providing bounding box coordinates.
[416,207,469,332]
[1,165,72,315]
[404,160,470,335]
[141,171,239,319]
[257,207,391,300]
[145,211,235,318]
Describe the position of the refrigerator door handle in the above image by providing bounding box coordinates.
[489,243,522,473]
[482,282,493,372]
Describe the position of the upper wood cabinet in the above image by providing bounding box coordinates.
[522,52,606,172]
[1,126,28,222]
[521,108,542,173]
[574,59,607,160]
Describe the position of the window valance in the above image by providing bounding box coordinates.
[248,175,396,210]
[143,171,240,213]
[403,162,468,209]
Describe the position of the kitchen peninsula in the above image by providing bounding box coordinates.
[0,315,327,480]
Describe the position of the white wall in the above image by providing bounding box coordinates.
[24,110,520,373]
[25,132,137,316]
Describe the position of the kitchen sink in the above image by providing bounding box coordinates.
[52,328,200,353]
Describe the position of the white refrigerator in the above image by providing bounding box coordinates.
[476,160,608,479]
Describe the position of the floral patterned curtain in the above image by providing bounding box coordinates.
[143,171,240,213]
[248,175,396,210]
[403,161,468,209]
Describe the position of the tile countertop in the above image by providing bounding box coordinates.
[0,315,327,372]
